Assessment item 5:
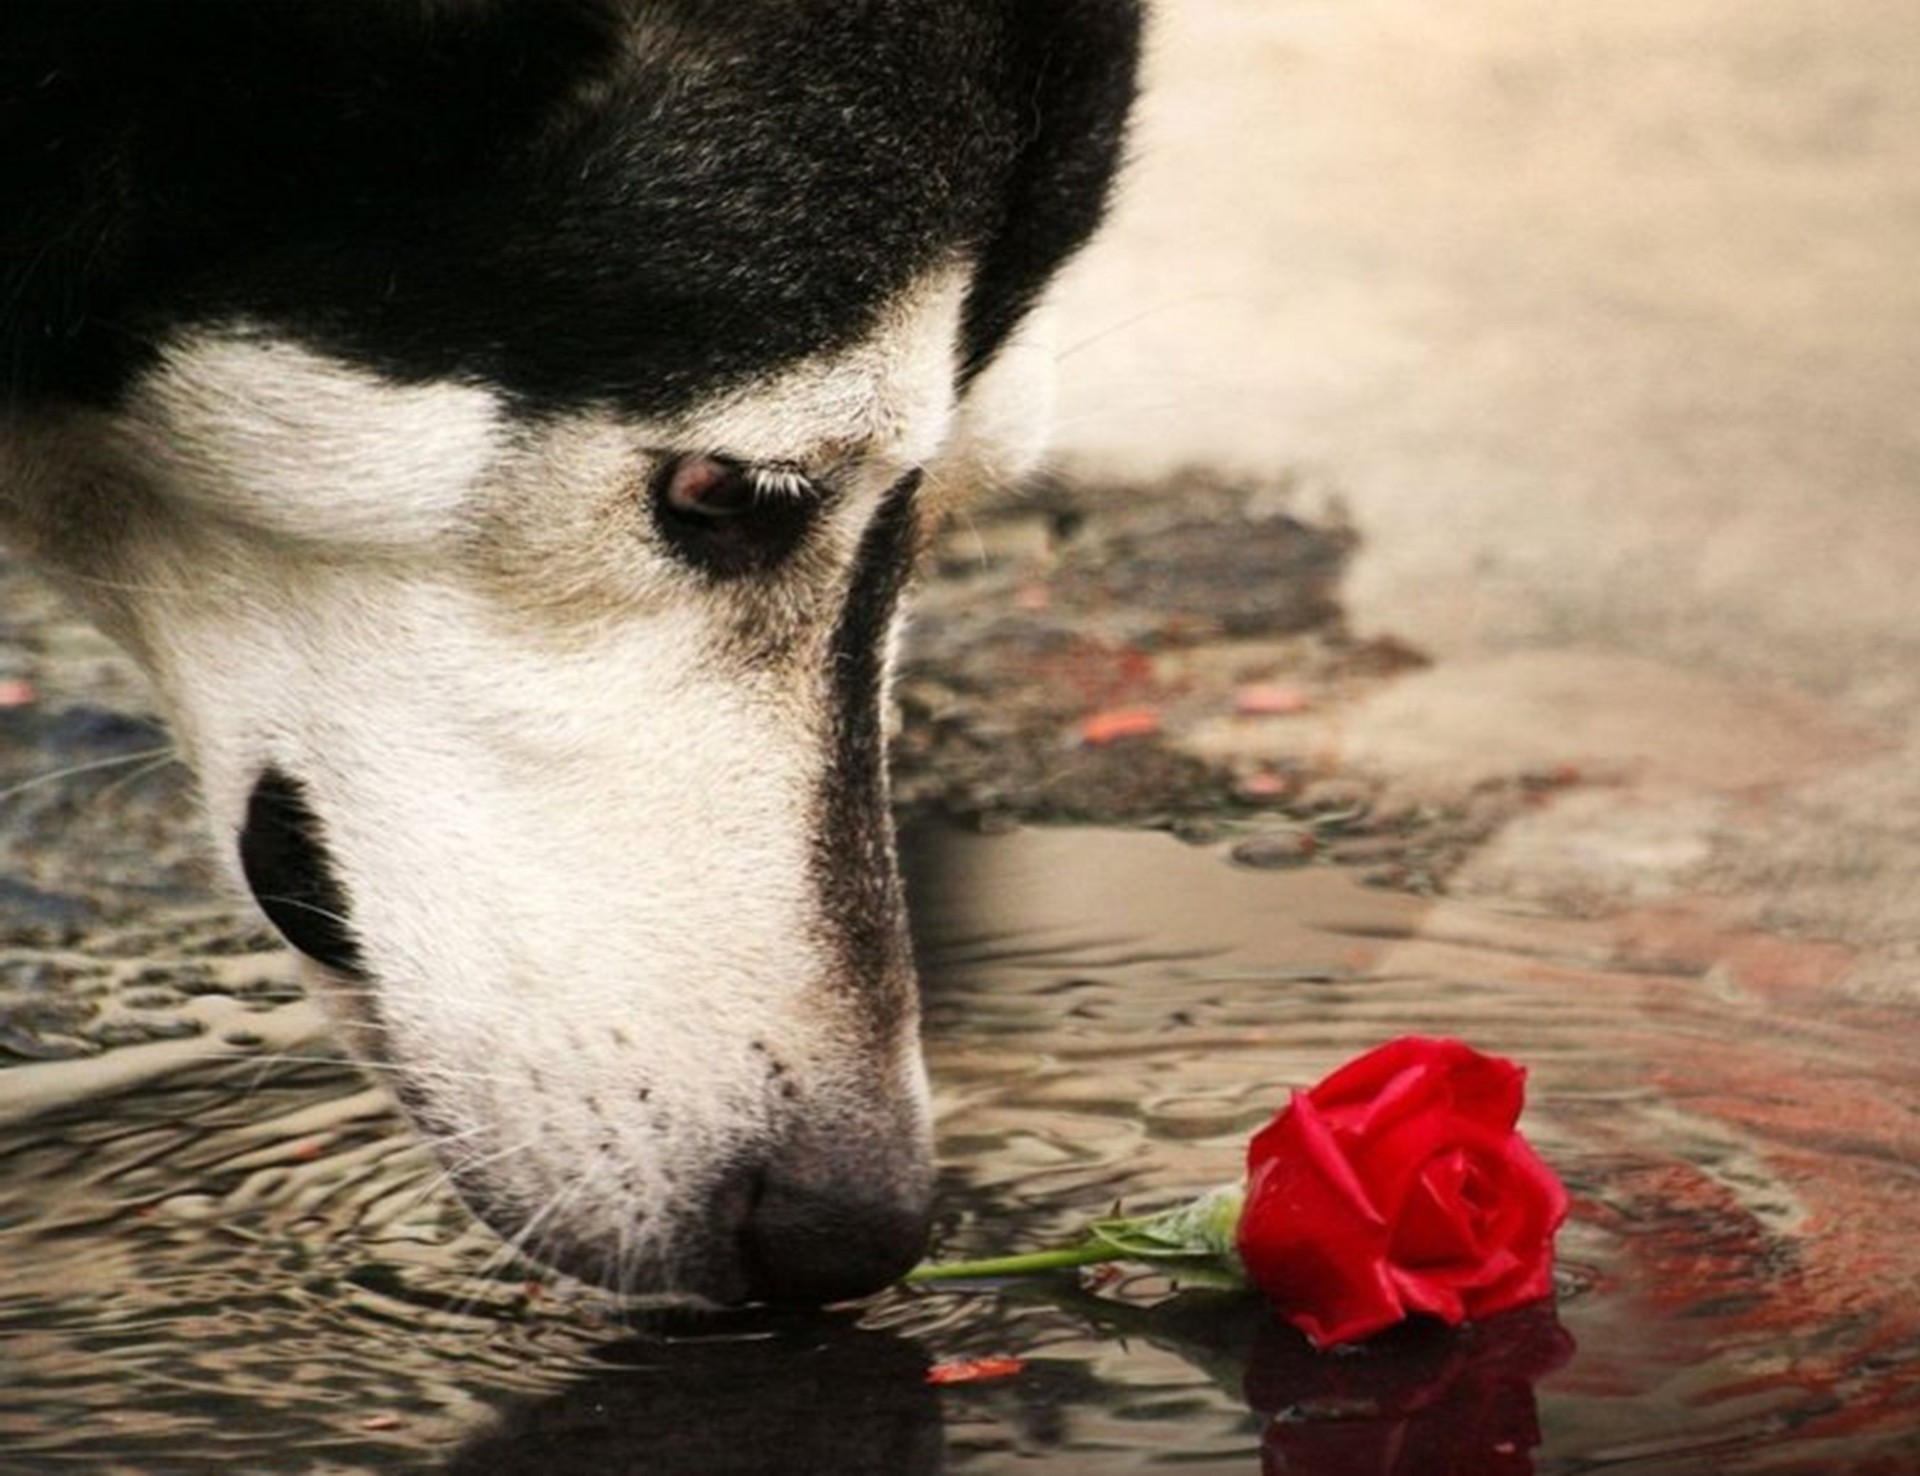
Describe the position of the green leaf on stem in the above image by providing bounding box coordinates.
[906,1184,1247,1287]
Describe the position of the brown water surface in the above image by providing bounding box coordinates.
[3,819,1916,1472]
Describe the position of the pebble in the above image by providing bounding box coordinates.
[1229,828,1319,869]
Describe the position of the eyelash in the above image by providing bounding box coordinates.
[743,463,815,501]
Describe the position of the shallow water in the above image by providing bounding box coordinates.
[3,819,1917,1472]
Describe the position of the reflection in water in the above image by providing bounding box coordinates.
[1016,1284,1575,1476]
[446,1316,942,1476]
[1244,1305,1575,1476]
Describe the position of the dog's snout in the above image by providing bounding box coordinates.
[722,1136,932,1307]
[237,768,364,975]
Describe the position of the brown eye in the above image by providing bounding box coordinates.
[659,453,759,520]
[649,453,818,578]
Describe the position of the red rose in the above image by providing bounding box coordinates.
[1235,1037,1568,1349]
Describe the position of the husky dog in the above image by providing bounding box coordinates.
[1,2,1141,1304]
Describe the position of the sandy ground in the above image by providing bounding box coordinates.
[1041,0,1920,995]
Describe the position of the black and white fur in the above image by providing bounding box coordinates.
[0,1,1141,1304]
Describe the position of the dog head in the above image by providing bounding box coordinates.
[0,1,1140,1303]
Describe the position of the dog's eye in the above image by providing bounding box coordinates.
[651,453,818,578]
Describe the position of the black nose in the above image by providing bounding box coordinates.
[740,1179,931,1308]
[237,768,365,975]
[726,1138,932,1307]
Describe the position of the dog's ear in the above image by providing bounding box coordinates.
[2,0,619,404]
[960,0,1145,380]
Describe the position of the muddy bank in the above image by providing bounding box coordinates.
[894,469,1568,891]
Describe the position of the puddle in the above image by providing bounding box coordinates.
[901,826,1920,1472]
[2,821,1917,1471]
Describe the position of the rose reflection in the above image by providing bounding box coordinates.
[1243,1301,1576,1476]
[1050,1285,1574,1476]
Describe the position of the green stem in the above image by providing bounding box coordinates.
[904,1239,1124,1283]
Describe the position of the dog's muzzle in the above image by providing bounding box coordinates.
[470,1109,932,1308]
[236,767,930,1305]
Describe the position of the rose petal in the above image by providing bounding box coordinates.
[1393,1149,1484,1265]
[1312,1038,1525,1138]
[1245,1092,1387,1237]
[1306,1040,1535,1234]
[1347,1101,1478,1222]
[1241,1092,1408,1346]
[1388,1262,1468,1326]
[1079,707,1162,745]
[1234,682,1313,716]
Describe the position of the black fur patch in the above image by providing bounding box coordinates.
[237,768,365,977]
[812,473,922,1028]
[3,0,1142,415]
[958,2,1147,380]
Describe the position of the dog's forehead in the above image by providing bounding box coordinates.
[5,2,1141,416]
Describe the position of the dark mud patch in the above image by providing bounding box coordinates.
[894,469,1555,891]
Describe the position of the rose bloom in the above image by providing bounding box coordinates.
[1236,1037,1569,1348]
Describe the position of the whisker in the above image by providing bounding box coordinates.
[249,895,354,930]
[1049,293,1250,363]
[1043,392,1223,435]
[95,749,187,803]
[456,1175,592,1318]
[0,745,178,805]
[441,1130,552,1189]
[391,1125,542,1229]
[189,1049,523,1088]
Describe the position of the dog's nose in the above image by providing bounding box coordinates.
[724,1141,932,1306]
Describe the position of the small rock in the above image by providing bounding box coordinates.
[1230,828,1318,869]
[1297,779,1373,816]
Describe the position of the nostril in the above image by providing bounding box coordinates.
[237,768,364,975]
[736,1162,932,1307]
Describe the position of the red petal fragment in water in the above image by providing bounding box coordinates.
[1079,707,1162,745]
[926,1356,1028,1386]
